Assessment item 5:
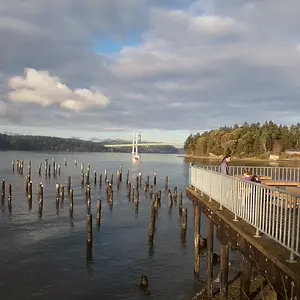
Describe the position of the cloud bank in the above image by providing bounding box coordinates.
[0,0,299,138]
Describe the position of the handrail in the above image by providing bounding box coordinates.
[194,165,300,182]
[189,165,300,261]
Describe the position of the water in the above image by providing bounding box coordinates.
[0,152,205,300]
[2,153,293,300]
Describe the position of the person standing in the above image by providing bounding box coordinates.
[220,154,231,175]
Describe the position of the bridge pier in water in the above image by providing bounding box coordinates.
[187,164,300,299]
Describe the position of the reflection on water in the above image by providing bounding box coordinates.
[0,152,282,300]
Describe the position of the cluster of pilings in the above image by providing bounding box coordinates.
[6,157,194,293]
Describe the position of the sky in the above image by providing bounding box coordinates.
[0,0,300,143]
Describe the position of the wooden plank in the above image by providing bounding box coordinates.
[261,180,300,187]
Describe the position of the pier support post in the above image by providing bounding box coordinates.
[194,205,201,277]
[240,255,252,300]
[96,199,101,226]
[220,243,229,300]
[206,217,214,298]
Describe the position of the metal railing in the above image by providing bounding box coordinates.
[189,165,300,261]
[198,165,300,182]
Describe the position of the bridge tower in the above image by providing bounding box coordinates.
[132,131,141,163]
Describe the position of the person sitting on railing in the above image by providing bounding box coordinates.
[220,154,231,175]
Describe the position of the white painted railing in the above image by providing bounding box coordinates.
[189,165,300,261]
[199,165,300,182]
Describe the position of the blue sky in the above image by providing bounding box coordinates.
[94,32,142,54]
[1,0,300,144]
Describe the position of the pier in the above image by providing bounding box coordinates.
[186,164,300,299]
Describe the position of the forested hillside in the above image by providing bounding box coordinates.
[0,134,108,152]
[184,121,300,158]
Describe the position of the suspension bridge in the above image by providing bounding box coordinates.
[103,131,184,148]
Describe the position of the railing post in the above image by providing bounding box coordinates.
[219,175,223,210]
[233,179,238,222]
[253,184,261,238]
[189,162,192,187]
[209,171,212,202]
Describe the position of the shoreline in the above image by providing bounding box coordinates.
[178,154,300,163]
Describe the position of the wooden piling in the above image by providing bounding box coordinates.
[81,172,85,186]
[38,162,42,176]
[25,175,29,193]
[140,275,148,289]
[128,182,132,199]
[69,188,74,216]
[104,169,107,182]
[109,190,113,204]
[206,217,214,298]
[68,176,71,194]
[58,164,61,176]
[148,202,156,239]
[153,172,157,185]
[181,208,187,235]
[56,183,60,200]
[86,184,91,201]
[8,184,12,208]
[75,158,77,167]
[110,173,113,185]
[240,255,252,300]
[96,199,101,226]
[94,171,97,185]
[60,185,64,201]
[139,172,142,186]
[149,185,153,198]
[179,192,183,215]
[165,176,168,190]
[220,244,229,299]
[39,184,44,211]
[119,166,122,181]
[1,179,5,198]
[86,171,90,185]
[131,187,135,202]
[174,186,177,200]
[12,160,14,172]
[87,214,93,243]
[45,160,48,175]
[28,181,33,202]
[28,160,31,175]
[194,205,201,277]
[64,157,67,167]
[126,170,129,184]
[99,174,102,188]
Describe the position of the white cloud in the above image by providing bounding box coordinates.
[8,68,109,111]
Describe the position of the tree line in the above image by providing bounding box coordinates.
[0,133,178,154]
[184,121,300,158]
[0,134,108,152]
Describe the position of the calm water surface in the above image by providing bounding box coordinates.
[1,152,293,300]
[0,152,200,300]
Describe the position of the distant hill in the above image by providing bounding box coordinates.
[0,133,107,152]
[0,133,178,154]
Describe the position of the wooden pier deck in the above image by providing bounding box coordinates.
[186,187,300,299]
[187,165,300,299]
